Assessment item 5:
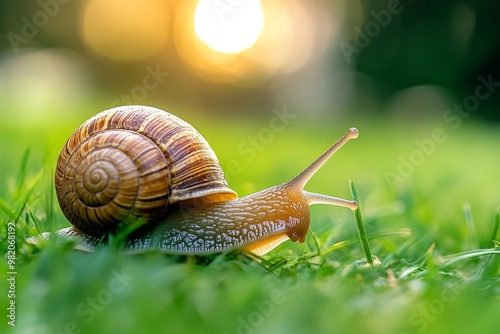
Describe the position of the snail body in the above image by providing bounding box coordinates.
[53,106,358,255]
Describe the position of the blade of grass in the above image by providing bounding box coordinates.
[43,144,55,230]
[26,204,42,235]
[349,180,373,266]
[406,248,500,279]
[322,228,411,256]
[308,226,326,265]
[14,169,44,223]
[438,248,500,267]
[0,197,18,221]
[477,209,500,277]
[491,209,499,245]
[463,202,478,249]
[14,149,31,198]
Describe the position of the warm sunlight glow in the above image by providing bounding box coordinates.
[194,0,264,54]
[80,0,169,61]
[174,0,339,84]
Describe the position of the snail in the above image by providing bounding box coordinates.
[50,105,359,255]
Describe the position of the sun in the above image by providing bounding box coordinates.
[194,0,264,54]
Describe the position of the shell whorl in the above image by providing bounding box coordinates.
[55,106,237,236]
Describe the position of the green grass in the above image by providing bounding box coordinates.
[1,110,499,334]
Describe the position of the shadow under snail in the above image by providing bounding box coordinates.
[50,105,359,255]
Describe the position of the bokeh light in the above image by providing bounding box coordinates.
[249,0,332,74]
[80,0,170,61]
[176,0,336,84]
[194,0,264,54]
[0,50,91,124]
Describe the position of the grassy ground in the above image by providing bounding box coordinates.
[1,108,499,334]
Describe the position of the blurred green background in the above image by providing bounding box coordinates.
[1,0,499,194]
[1,1,499,334]
[1,0,499,122]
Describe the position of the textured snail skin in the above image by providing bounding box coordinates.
[51,105,359,256]
[57,183,308,255]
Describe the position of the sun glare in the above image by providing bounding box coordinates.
[194,0,264,54]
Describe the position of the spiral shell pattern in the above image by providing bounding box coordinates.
[55,106,237,236]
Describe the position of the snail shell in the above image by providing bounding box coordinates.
[50,105,359,255]
[55,105,237,237]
